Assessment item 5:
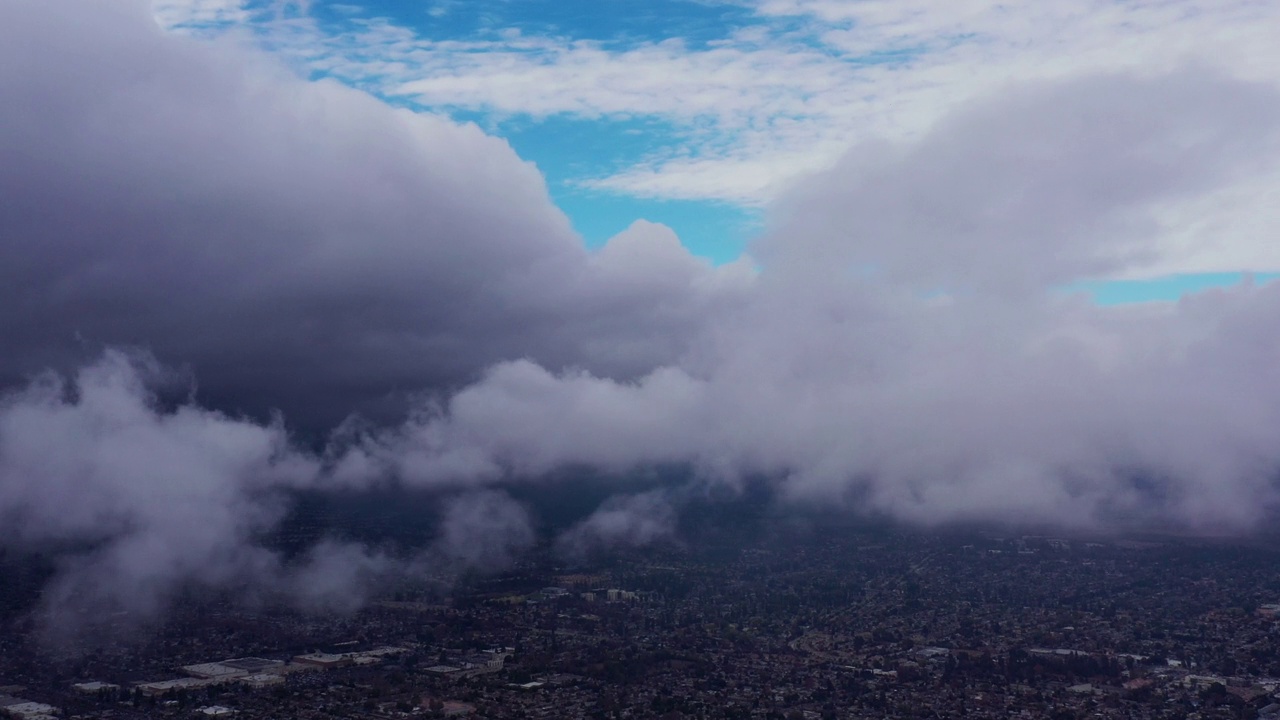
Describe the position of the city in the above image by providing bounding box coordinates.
[5,526,1280,719]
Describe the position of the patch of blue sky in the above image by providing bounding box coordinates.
[460,112,761,261]
[311,0,762,49]
[564,194,761,263]
[173,1,923,266]
[1071,273,1280,305]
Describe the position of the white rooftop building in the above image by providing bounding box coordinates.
[136,677,221,696]
[182,663,249,680]
[239,674,284,689]
[2,701,59,719]
[72,681,118,694]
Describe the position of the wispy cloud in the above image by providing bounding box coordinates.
[152,0,250,30]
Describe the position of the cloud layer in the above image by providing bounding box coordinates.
[329,69,1280,535]
[5,0,1280,644]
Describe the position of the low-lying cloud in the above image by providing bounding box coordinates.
[0,352,538,644]
[556,490,680,562]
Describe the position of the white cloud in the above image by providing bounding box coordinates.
[149,0,1280,274]
[319,70,1280,536]
[152,0,249,29]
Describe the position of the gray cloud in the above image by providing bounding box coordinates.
[351,70,1280,535]
[374,276,1280,534]
[0,349,311,643]
[428,490,535,572]
[283,490,534,614]
[0,351,531,645]
[556,490,679,562]
[0,0,748,429]
[284,541,397,615]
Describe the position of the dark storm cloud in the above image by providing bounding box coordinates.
[0,0,750,429]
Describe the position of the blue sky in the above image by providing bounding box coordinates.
[461,113,763,262]
[1072,273,1280,306]
[320,0,763,47]
[155,0,1280,302]
[193,0,779,261]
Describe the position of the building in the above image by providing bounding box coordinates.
[182,663,248,680]
[220,658,284,673]
[136,677,222,696]
[239,674,284,689]
[71,681,118,694]
[1,700,60,719]
[293,653,350,669]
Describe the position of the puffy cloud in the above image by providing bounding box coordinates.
[364,285,1280,535]
[766,70,1280,291]
[0,0,745,430]
[284,540,398,615]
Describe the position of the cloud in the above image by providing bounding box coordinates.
[0,350,540,645]
[556,490,679,561]
[151,0,249,30]
[0,349,312,643]
[362,284,1280,535]
[284,540,398,614]
[283,490,534,614]
[330,71,1280,536]
[428,490,536,572]
[0,0,746,429]
[766,70,1280,289]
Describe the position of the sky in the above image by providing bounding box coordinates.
[4,0,1280,642]
[150,0,1280,292]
